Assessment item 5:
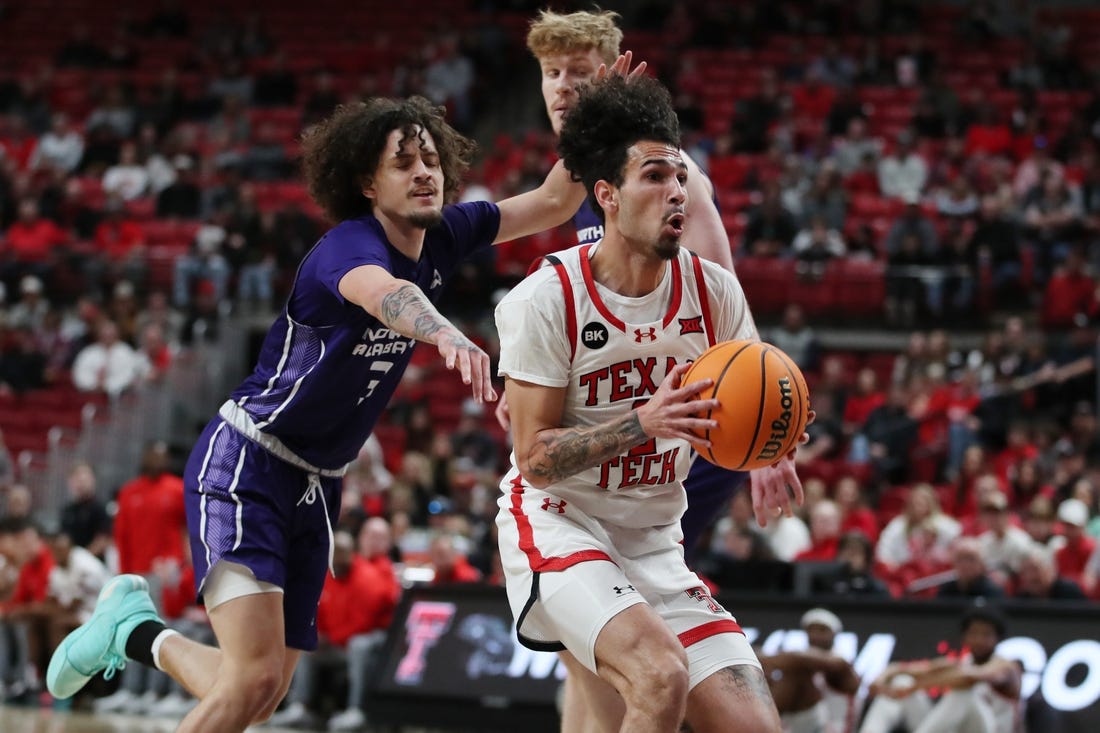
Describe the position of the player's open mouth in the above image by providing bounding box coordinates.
[666,213,685,234]
[411,189,436,200]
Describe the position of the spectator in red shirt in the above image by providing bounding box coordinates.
[429,533,482,585]
[795,500,842,562]
[90,196,148,291]
[0,517,56,696]
[114,441,186,576]
[1040,248,1095,329]
[357,517,400,627]
[1,198,68,286]
[1054,498,1095,585]
[834,475,879,543]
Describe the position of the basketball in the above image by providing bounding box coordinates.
[684,340,810,471]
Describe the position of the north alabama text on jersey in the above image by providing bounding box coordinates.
[352,326,416,358]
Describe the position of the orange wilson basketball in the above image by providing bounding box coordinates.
[683,339,809,471]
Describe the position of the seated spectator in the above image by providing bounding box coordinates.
[976,491,1034,579]
[58,463,110,558]
[742,183,798,257]
[301,71,341,128]
[791,215,846,269]
[54,24,107,68]
[1017,545,1086,601]
[429,532,482,585]
[1025,174,1086,282]
[85,83,137,141]
[1040,248,1095,330]
[6,275,49,332]
[450,399,499,472]
[844,151,880,195]
[835,476,876,536]
[155,155,202,219]
[42,527,110,659]
[1055,498,1095,586]
[768,303,819,372]
[102,141,149,201]
[811,531,890,596]
[876,484,960,575]
[968,195,1022,304]
[732,69,784,153]
[833,117,881,177]
[0,325,46,395]
[0,517,56,699]
[795,500,842,562]
[799,166,848,231]
[1014,136,1064,201]
[878,130,927,200]
[173,222,231,308]
[934,175,979,221]
[850,383,919,483]
[89,196,148,291]
[2,198,68,285]
[241,123,291,181]
[71,318,149,396]
[937,537,1005,599]
[30,113,84,174]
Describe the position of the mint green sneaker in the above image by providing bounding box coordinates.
[46,574,163,699]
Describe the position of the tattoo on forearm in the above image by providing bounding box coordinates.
[527,411,647,484]
[380,284,447,341]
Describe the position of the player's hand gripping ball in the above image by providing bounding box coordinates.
[684,339,810,471]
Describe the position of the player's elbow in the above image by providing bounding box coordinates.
[516,453,552,490]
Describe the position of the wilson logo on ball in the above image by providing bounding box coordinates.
[755,377,793,463]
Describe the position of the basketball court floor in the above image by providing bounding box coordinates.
[0,705,321,732]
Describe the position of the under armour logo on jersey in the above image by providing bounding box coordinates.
[633,327,657,343]
[541,498,567,513]
[430,269,442,289]
[686,586,723,613]
[679,316,704,335]
[613,584,635,595]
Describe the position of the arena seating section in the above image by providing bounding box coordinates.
[2,0,1099,572]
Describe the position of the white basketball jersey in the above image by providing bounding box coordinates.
[496,242,754,529]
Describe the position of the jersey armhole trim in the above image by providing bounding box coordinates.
[544,255,577,362]
[689,252,716,348]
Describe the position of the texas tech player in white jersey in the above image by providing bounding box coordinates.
[494,241,759,682]
[497,241,753,528]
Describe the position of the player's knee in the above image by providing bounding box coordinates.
[622,646,689,711]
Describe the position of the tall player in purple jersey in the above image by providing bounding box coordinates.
[47,96,586,732]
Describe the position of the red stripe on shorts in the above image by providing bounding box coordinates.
[677,619,744,648]
[509,475,613,572]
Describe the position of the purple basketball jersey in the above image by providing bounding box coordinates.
[229,201,500,470]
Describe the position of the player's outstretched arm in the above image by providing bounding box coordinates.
[509,363,717,489]
[493,160,587,245]
[340,264,495,403]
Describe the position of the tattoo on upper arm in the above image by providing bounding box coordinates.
[380,284,447,341]
[527,411,647,484]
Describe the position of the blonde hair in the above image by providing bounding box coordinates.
[526,9,622,64]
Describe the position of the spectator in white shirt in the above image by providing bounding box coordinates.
[71,318,150,396]
[876,484,960,570]
[45,528,110,626]
[976,490,1035,579]
[102,141,149,201]
[878,129,928,200]
[30,113,84,174]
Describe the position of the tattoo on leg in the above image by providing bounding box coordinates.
[715,665,774,703]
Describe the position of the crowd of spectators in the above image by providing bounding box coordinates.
[2,0,1100,723]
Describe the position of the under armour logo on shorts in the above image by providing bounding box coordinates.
[613,585,635,595]
[541,498,567,513]
[633,327,657,343]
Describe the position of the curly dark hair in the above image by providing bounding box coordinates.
[557,75,681,223]
[301,96,476,222]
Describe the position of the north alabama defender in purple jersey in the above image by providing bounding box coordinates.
[46,96,586,733]
[229,201,498,470]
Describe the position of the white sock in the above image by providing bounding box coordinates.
[151,629,181,672]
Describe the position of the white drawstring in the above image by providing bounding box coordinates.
[298,474,334,574]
